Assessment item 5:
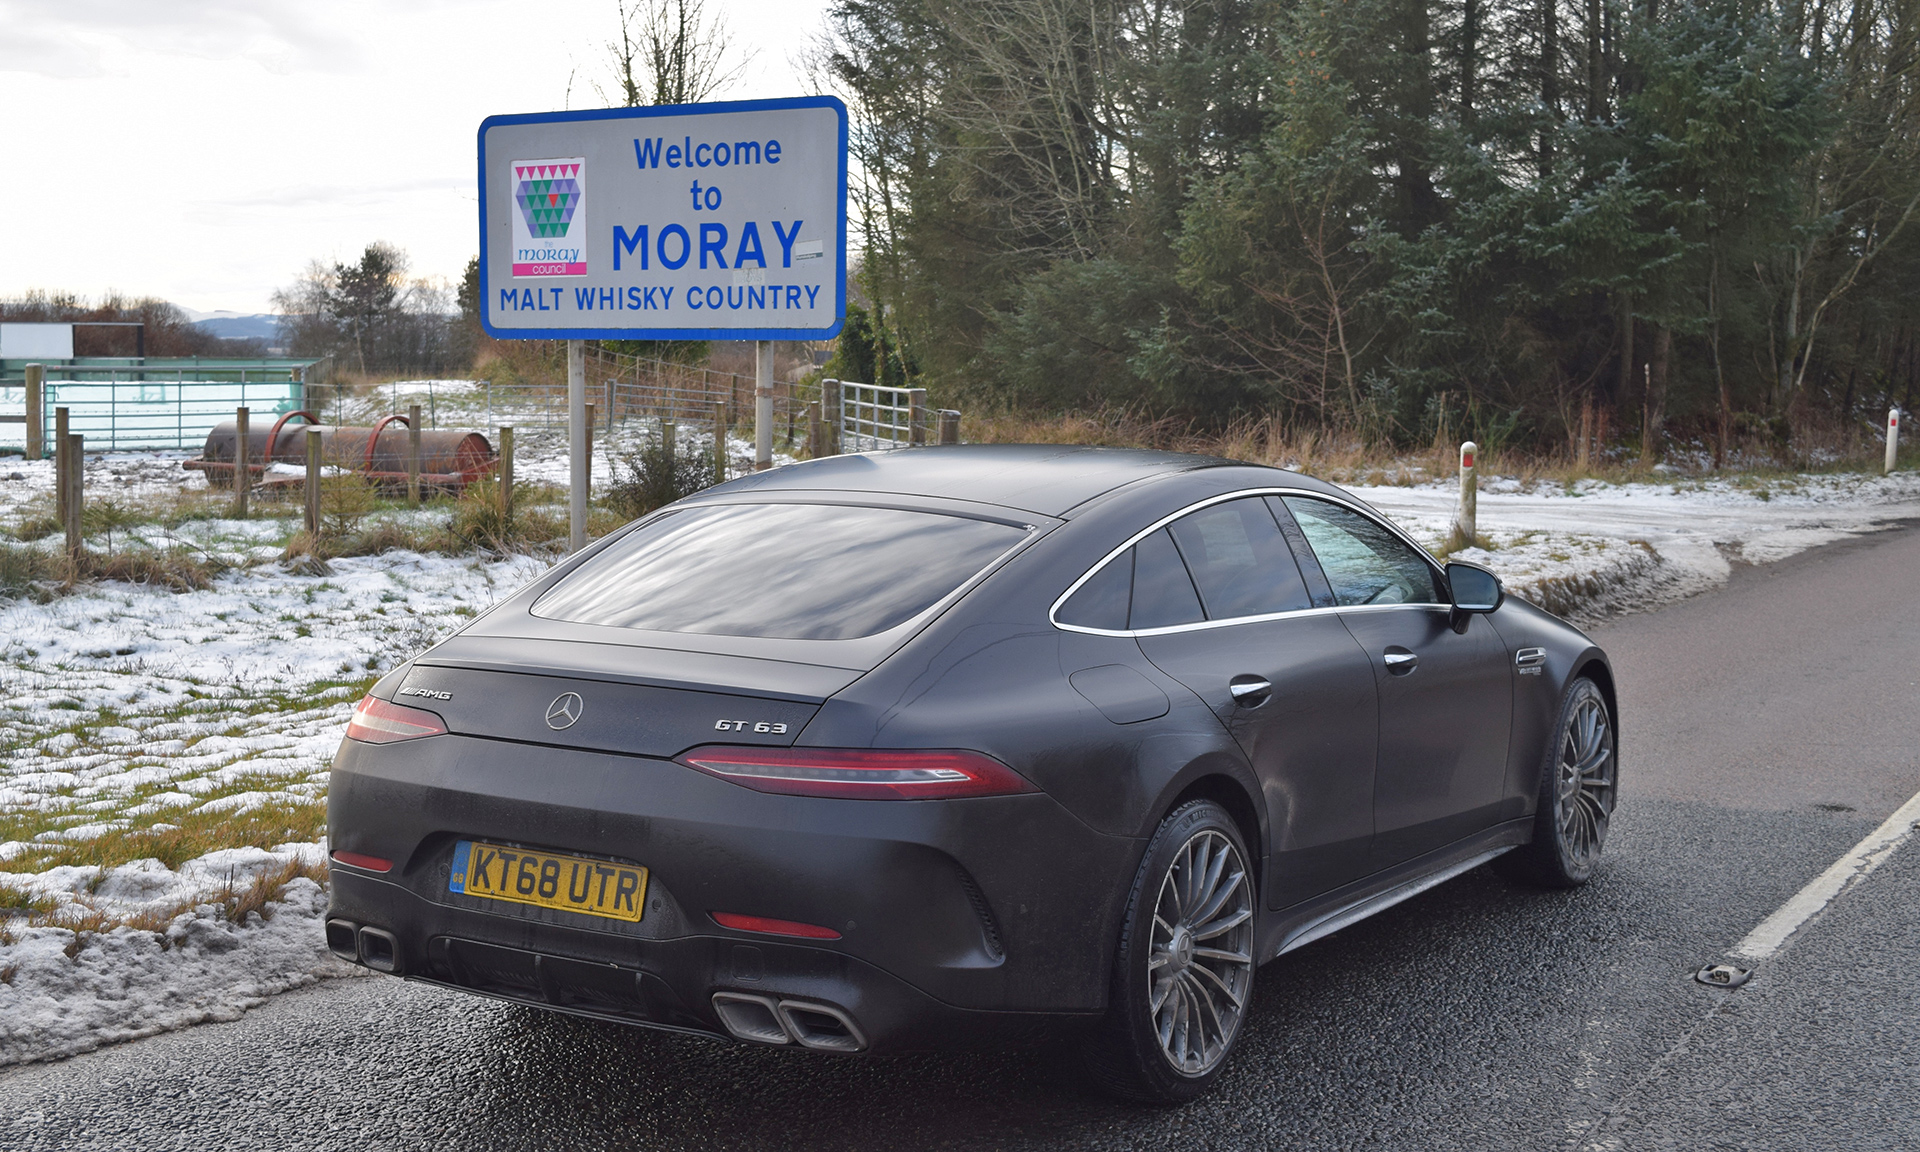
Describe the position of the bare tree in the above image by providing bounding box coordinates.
[601,0,750,107]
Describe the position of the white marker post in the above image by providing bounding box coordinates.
[568,339,587,551]
[1454,440,1477,548]
[1887,407,1901,475]
[476,98,850,544]
[754,341,774,471]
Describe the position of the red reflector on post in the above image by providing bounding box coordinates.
[711,912,842,940]
[331,850,393,873]
[678,746,1035,800]
[345,695,447,745]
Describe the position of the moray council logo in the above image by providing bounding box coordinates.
[510,156,587,277]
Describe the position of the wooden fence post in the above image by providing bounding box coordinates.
[908,388,928,446]
[605,378,616,433]
[499,426,515,527]
[235,407,250,518]
[54,407,70,527]
[305,428,322,538]
[24,364,44,462]
[820,379,838,457]
[585,403,597,496]
[938,410,961,445]
[711,403,727,482]
[806,400,822,459]
[407,403,422,505]
[64,433,84,572]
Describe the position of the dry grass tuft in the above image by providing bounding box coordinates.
[3,854,331,960]
[0,542,58,599]
[85,547,218,592]
[11,513,63,543]
[958,407,1911,486]
[0,884,59,917]
[214,854,330,925]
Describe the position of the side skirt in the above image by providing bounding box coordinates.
[1256,818,1531,964]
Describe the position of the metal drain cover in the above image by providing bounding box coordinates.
[1694,963,1753,988]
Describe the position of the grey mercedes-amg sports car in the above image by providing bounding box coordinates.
[325,445,1617,1102]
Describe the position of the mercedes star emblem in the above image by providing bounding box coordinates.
[545,692,584,730]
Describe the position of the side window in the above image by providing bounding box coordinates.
[1129,529,1204,629]
[1057,548,1133,630]
[1281,497,1442,607]
[1166,498,1313,620]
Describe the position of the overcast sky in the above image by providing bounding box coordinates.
[0,0,833,315]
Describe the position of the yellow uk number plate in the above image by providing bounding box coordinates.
[449,840,648,923]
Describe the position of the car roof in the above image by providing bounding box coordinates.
[706,444,1248,517]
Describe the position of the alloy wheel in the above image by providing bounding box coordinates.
[1556,695,1615,868]
[1147,829,1254,1076]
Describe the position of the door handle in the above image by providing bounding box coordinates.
[1382,649,1418,674]
[1228,676,1272,706]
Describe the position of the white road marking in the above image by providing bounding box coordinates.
[1729,785,1920,962]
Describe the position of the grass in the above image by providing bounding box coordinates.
[0,674,371,876]
[0,799,331,876]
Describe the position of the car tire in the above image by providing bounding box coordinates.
[1082,799,1256,1104]
[1499,676,1617,888]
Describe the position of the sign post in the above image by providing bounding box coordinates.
[478,97,848,547]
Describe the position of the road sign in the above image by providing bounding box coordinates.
[478,96,847,342]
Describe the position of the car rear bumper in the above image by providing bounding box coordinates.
[326,734,1135,1053]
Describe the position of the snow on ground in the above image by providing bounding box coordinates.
[0,546,554,1066]
[0,547,551,854]
[1354,469,1920,621]
[0,845,361,1066]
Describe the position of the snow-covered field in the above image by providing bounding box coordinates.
[3,413,1919,1065]
[0,542,552,1065]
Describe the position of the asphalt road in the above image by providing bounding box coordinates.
[5,523,1918,1151]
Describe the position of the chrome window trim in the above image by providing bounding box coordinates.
[1049,487,1448,637]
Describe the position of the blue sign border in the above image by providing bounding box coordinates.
[477,95,848,342]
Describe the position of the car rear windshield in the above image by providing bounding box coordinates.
[531,503,1029,641]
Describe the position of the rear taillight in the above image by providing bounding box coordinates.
[330,851,393,873]
[710,912,842,940]
[678,746,1034,800]
[345,695,447,744]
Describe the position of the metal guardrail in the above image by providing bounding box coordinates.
[0,359,320,452]
[0,357,323,386]
[826,380,958,452]
[0,381,305,452]
[837,380,921,451]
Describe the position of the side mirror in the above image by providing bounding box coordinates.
[1445,561,1502,632]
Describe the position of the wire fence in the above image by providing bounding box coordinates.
[474,348,814,447]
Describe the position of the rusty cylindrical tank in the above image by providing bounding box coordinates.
[185,411,496,493]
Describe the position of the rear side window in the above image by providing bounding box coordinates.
[1281,497,1441,606]
[1057,548,1133,630]
[533,503,1027,640]
[1166,498,1313,619]
[1129,529,1205,629]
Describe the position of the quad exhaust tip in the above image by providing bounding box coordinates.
[711,992,867,1052]
[324,919,360,964]
[358,927,400,973]
[326,919,401,974]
